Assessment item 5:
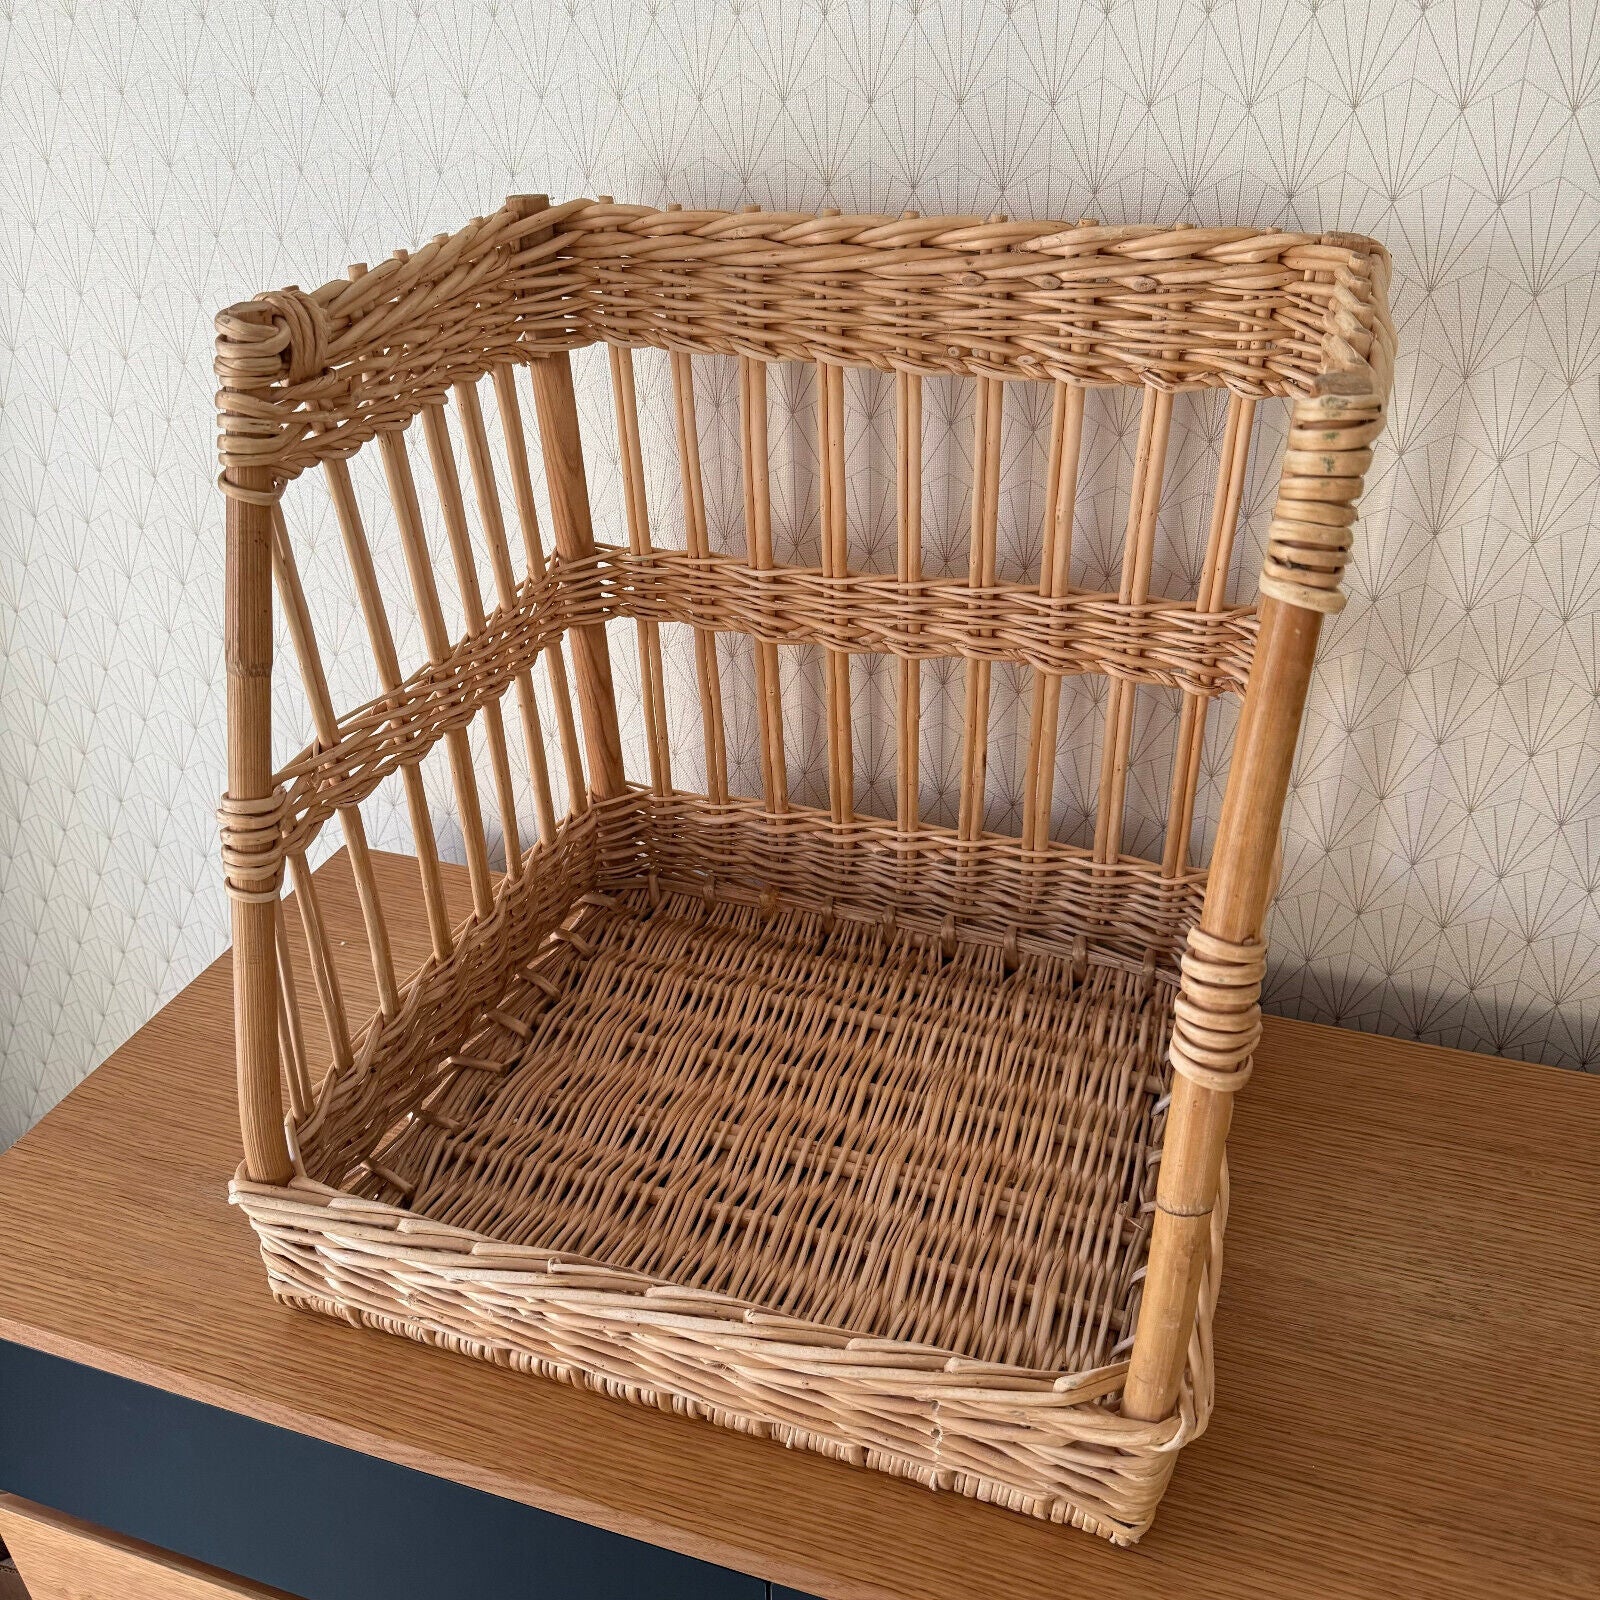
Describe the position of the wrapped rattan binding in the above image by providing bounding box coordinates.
[218,198,1393,1544]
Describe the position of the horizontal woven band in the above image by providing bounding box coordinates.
[266,552,1257,867]
[594,550,1258,691]
[214,200,1394,490]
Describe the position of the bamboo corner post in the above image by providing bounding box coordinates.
[215,205,1393,1544]
[220,459,290,1186]
[1122,597,1321,1420]
[1125,382,1389,1420]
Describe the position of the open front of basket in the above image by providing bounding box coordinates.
[218,199,1393,1545]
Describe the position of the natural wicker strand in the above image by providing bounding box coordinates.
[609,345,674,797]
[421,399,525,878]
[1093,388,1173,864]
[269,508,401,1016]
[1021,382,1085,858]
[271,897,314,1121]
[527,353,626,801]
[321,453,455,961]
[958,377,1003,843]
[895,369,922,835]
[1168,927,1265,1093]
[1261,395,1384,612]
[453,378,562,845]
[284,848,353,1079]
[740,355,788,813]
[1162,395,1255,877]
[818,359,853,824]
[670,351,730,803]
[507,238,592,823]
[490,362,588,818]
[377,426,496,916]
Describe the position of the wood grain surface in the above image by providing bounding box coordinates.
[0,850,1595,1600]
[0,1495,304,1600]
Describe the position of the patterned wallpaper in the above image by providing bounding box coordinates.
[3,0,1598,1148]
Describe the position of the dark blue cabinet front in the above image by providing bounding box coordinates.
[0,1340,787,1600]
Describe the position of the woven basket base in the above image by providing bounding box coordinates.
[360,887,1171,1378]
[236,885,1201,1543]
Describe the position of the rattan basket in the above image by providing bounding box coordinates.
[218,198,1393,1545]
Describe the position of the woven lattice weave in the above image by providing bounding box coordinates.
[217,197,1393,1546]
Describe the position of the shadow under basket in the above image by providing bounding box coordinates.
[219,199,1393,1545]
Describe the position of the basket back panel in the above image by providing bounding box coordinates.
[230,200,1389,1172]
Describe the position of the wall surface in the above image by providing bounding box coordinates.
[2,0,1598,1146]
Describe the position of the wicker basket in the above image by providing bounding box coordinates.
[217,198,1393,1545]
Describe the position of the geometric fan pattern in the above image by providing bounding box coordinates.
[2,0,1598,1148]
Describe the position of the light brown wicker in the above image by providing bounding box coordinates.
[217,198,1393,1545]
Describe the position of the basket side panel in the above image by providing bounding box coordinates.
[233,1180,1195,1546]
[220,252,629,1183]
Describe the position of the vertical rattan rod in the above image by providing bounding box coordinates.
[740,355,788,813]
[225,470,291,1184]
[454,379,560,845]
[1021,383,1086,856]
[958,377,1004,843]
[1093,387,1174,864]
[1162,396,1256,878]
[422,400,524,879]
[1024,215,1099,861]
[270,510,401,1017]
[528,352,627,800]
[256,502,358,1087]
[610,346,674,796]
[670,352,730,803]
[322,456,454,961]
[1123,596,1322,1421]
[490,363,587,818]
[818,359,853,825]
[272,899,313,1122]
[377,428,496,918]
[284,848,353,1078]
[895,370,923,834]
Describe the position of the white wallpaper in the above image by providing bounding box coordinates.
[3,0,1598,1148]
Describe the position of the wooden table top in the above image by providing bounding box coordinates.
[0,849,1596,1600]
